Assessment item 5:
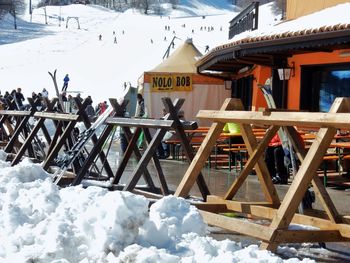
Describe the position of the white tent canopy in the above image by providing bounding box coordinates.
[139,39,230,126]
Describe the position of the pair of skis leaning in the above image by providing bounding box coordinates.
[259,78,315,211]
[53,107,114,184]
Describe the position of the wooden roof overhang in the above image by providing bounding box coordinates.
[197,28,350,78]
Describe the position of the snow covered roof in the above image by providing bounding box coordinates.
[197,3,350,73]
[148,38,203,74]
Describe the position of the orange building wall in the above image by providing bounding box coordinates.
[287,49,350,109]
[251,65,272,110]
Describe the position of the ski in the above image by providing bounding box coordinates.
[48,69,65,112]
[259,78,316,213]
[258,78,290,152]
[53,106,114,184]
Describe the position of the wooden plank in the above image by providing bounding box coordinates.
[0,110,31,116]
[105,117,174,129]
[34,112,79,121]
[205,196,350,240]
[274,230,345,243]
[192,203,229,213]
[224,125,280,200]
[199,210,273,241]
[207,196,338,228]
[207,195,278,213]
[197,110,350,128]
[175,98,239,198]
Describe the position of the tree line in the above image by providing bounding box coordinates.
[34,0,180,15]
[0,0,284,19]
[0,0,25,16]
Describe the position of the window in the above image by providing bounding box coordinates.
[300,63,350,112]
[231,75,253,110]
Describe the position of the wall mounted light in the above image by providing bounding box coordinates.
[339,50,350,57]
[277,62,295,80]
[224,80,232,90]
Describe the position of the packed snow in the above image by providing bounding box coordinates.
[0,151,314,262]
[0,1,319,262]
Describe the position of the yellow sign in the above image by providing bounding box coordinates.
[151,74,192,92]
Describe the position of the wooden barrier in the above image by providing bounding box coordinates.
[175,97,350,251]
[71,97,210,200]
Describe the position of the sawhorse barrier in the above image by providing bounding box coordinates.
[175,97,350,251]
[70,97,210,200]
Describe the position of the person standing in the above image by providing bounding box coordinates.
[135,93,145,118]
[135,93,146,149]
[15,87,25,110]
[62,74,70,92]
[264,134,289,184]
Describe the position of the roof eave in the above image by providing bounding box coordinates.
[197,29,350,73]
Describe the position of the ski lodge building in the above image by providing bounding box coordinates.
[196,0,350,113]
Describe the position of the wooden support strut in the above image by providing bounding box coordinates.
[163,97,210,200]
[175,97,350,251]
[11,99,60,166]
[42,98,84,171]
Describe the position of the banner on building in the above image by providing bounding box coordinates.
[151,74,192,92]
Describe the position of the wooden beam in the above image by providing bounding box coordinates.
[0,110,31,116]
[197,110,350,128]
[205,196,350,240]
[105,117,174,129]
[192,203,229,213]
[34,112,79,121]
[274,230,346,243]
[199,210,273,241]
[174,98,239,198]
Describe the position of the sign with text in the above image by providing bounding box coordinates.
[151,74,192,92]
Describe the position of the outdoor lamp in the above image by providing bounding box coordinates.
[277,62,295,80]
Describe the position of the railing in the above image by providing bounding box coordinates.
[229,1,259,39]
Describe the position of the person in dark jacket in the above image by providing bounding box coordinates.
[265,134,288,184]
[62,74,70,92]
[85,97,96,122]
[14,88,25,110]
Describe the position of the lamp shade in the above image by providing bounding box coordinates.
[278,68,292,80]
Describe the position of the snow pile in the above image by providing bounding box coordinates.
[0,152,315,262]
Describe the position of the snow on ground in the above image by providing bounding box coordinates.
[0,151,315,262]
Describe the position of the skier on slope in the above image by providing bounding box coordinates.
[62,74,70,92]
